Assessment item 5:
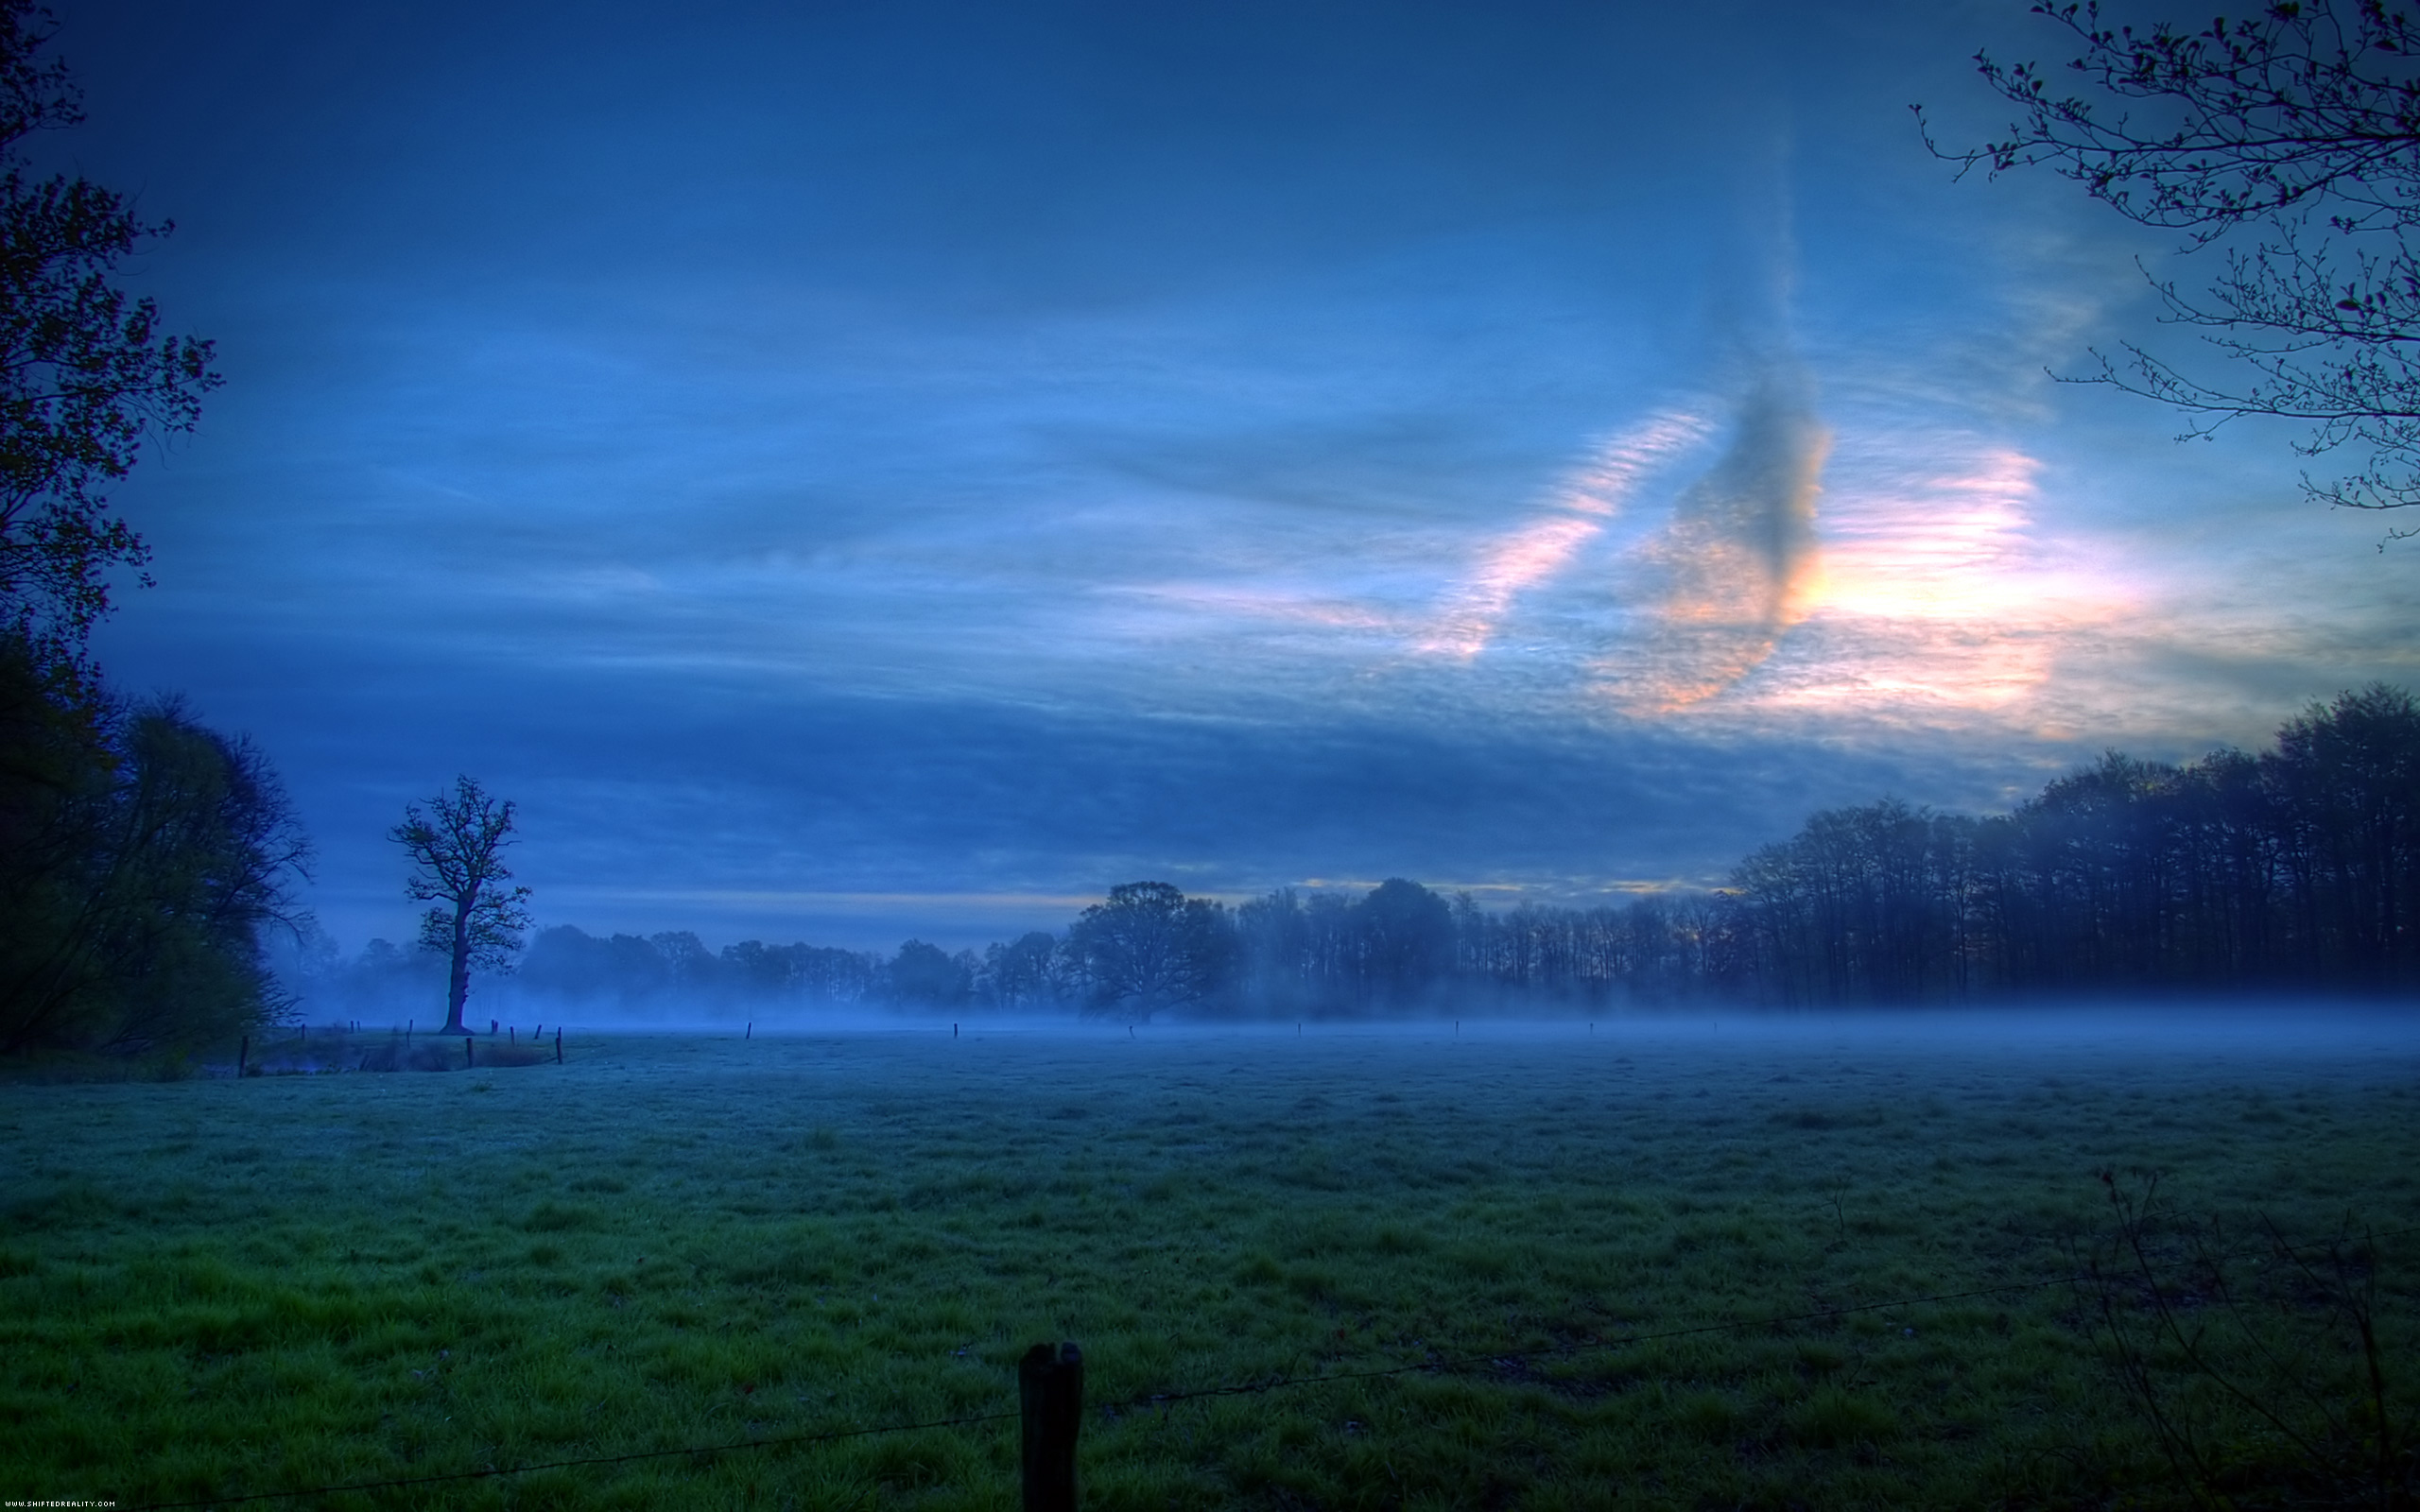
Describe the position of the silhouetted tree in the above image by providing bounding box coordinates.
[0,5,269,1060]
[982,930,1061,1009]
[1927,1,2420,534]
[1,650,309,1054]
[1066,881,1232,1022]
[888,938,968,1007]
[0,2,217,667]
[390,776,531,1035]
[1352,878,1455,1009]
[2267,682,2420,982]
[649,930,718,999]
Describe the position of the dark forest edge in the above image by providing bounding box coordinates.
[278,683,2420,1035]
[0,637,309,1064]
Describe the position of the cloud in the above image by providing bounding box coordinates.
[1594,368,1829,713]
[1731,438,2126,726]
[1421,408,1712,659]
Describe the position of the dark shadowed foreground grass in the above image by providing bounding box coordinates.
[2,1015,2415,1508]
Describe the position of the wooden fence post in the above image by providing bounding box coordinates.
[1019,1341,1082,1511]
[555,1027,562,1065]
[236,1036,248,1078]
[464,1035,475,1069]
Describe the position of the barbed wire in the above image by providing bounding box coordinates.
[122,1215,2416,1509]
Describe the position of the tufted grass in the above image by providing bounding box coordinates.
[2,1014,2416,1508]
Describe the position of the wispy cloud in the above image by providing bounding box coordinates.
[1421,409,1712,658]
[1594,369,1829,713]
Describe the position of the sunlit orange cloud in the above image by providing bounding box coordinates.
[1703,438,2135,728]
[1420,409,1712,658]
[1595,376,1829,714]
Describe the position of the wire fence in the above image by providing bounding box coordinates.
[120,1215,2414,1510]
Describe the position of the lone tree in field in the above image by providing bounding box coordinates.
[390,776,531,1035]
[1923,0,2420,539]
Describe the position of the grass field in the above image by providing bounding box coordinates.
[3,1012,2416,1509]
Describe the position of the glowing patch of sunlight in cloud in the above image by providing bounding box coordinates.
[1421,409,1712,658]
[1719,436,2133,727]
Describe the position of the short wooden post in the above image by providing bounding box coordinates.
[1019,1341,1081,1511]
[510,1026,515,1043]
[555,1027,562,1064]
[746,1022,752,1040]
[464,1035,475,1069]
[236,1035,249,1078]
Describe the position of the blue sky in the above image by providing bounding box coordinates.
[47,0,2420,953]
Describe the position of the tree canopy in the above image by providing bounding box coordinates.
[0,0,217,665]
[1065,881,1231,1022]
[1,639,311,1055]
[0,6,296,1062]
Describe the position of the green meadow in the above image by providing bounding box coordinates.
[3,1017,2415,1509]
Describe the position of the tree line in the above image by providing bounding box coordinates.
[1727,684,2420,1005]
[290,684,2415,1024]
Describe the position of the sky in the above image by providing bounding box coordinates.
[41,0,2420,954]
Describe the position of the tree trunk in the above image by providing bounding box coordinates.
[440,896,473,1034]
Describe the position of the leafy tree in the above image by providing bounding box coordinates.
[888,938,969,1006]
[981,930,1061,1009]
[649,929,718,997]
[2267,681,2420,979]
[0,1,217,665]
[390,776,532,1035]
[1066,881,1232,1022]
[1351,878,1456,1009]
[0,640,310,1055]
[1927,1,2420,534]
